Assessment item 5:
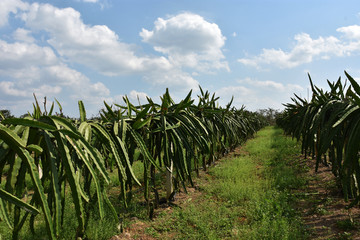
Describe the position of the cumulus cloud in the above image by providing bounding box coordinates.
[0,40,56,68]
[216,85,253,100]
[216,78,303,110]
[0,40,112,114]
[143,69,199,91]
[128,90,149,104]
[21,4,201,90]
[0,81,29,97]
[0,0,28,27]
[337,25,360,39]
[12,28,35,43]
[238,24,360,69]
[0,40,57,84]
[44,64,110,102]
[22,3,174,75]
[216,85,255,108]
[140,12,229,72]
[0,2,228,115]
[238,33,346,69]
[237,77,303,92]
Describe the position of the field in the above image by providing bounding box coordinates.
[2,77,360,239]
[0,89,266,239]
[114,126,307,239]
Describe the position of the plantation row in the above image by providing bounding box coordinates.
[0,87,266,239]
[277,71,360,209]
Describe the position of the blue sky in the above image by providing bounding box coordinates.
[1,0,360,117]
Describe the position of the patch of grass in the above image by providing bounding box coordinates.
[126,126,308,239]
[149,200,246,239]
[241,127,306,239]
[332,231,353,240]
[336,219,358,231]
[266,127,308,191]
[145,226,160,238]
[207,155,266,204]
[313,206,329,215]
[0,190,121,240]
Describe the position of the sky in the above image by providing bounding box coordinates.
[1,0,360,117]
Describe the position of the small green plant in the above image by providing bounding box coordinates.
[145,227,159,238]
[336,219,358,231]
[315,206,329,215]
[278,71,360,211]
[335,231,352,240]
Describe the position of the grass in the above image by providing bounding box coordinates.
[0,192,121,240]
[118,126,309,239]
[206,126,307,239]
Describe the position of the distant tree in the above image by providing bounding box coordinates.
[257,108,281,125]
[20,113,30,118]
[0,109,14,120]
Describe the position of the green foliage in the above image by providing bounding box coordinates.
[336,219,358,231]
[277,71,360,208]
[0,110,13,121]
[0,87,264,239]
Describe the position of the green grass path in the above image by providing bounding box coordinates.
[143,126,308,239]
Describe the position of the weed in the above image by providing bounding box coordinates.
[145,227,159,238]
[336,219,358,231]
[334,231,352,240]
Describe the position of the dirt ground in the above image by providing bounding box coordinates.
[297,156,360,240]
[110,186,203,240]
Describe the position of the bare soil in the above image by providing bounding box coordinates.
[297,156,360,239]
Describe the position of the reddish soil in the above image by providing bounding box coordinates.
[297,156,360,239]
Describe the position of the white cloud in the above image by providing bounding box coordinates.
[216,85,255,108]
[238,33,346,69]
[140,12,229,72]
[44,64,110,102]
[0,40,57,72]
[337,25,360,39]
[144,69,199,91]
[0,81,28,97]
[0,40,113,114]
[216,85,253,98]
[238,24,360,69]
[23,3,172,75]
[21,4,201,91]
[0,0,28,27]
[237,77,303,92]
[12,28,35,43]
[232,32,237,37]
[35,85,62,94]
[0,3,229,115]
[216,78,303,111]
[128,90,148,104]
